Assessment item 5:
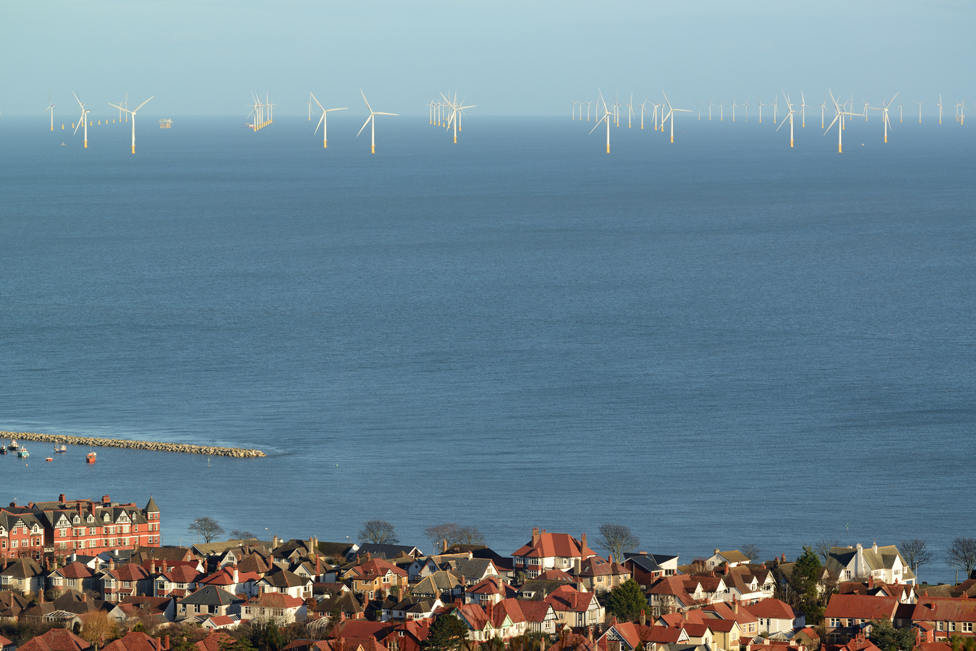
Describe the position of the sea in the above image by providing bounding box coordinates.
[0,113,973,584]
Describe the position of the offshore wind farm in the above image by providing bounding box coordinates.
[2,0,976,586]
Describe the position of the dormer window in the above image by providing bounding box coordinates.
[87,515,94,523]
[73,516,80,524]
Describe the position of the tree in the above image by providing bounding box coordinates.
[423,613,469,651]
[741,544,762,563]
[596,523,640,563]
[946,537,976,579]
[423,524,486,552]
[262,621,287,651]
[188,517,225,543]
[80,612,119,649]
[604,579,649,622]
[869,616,917,651]
[813,539,839,564]
[789,546,826,625]
[900,539,933,579]
[359,520,399,545]
[231,529,257,540]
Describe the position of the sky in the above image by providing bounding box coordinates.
[1,0,974,117]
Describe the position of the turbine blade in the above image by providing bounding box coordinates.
[357,115,372,137]
[310,92,324,111]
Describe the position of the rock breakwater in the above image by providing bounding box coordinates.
[0,431,265,458]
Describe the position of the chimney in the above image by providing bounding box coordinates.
[165,636,170,649]
[102,495,111,505]
[109,557,115,571]
[714,549,720,556]
[233,567,239,583]
[82,592,87,602]
[531,528,540,546]
[873,542,878,553]
[608,555,613,564]
[868,576,874,589]
[733,596,739,614]
[162,560,168,573]
[443,539,448,554]
[156,637,161,651]
[340,611,346,622]
[273,535,279,548]
[640,609,646,626]
[781,553,786,562]
[581,533,588,550]
[150,558,156,574]
[59,494,66,504]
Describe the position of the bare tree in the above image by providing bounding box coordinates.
[946,537,976,580]
[899,539,933,579]
[814,538,840,564]
[231,529,257,540]
[425,523,460,551]
[188,517,225,543]
[359,520,399,545]
[596,524,640,563]
[453,526,485,546]
[79,611,118,648]
[741,544,762,563]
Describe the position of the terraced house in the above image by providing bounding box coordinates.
[0,495,160,560]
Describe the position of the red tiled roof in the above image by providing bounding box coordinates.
[195,631,232,651]
[824,594,899,620]
[19,629,91,651]
[682,623,710,638]
[912,597,976,623]
[57,562,94,579]
[744,598,798,620]
[110,564,150,581]
[101,632,163,651]
[537,569,575,582]
[245,593,305,609]
[512,532,596,560]
[545,585,597,613]
[518,601,555,623]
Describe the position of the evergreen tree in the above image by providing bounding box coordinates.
[869,617,917,651]
[605,579,649,623]
[789,546,825,624]
[423,614,469,651]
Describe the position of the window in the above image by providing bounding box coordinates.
[830,619,841,628]
[964,623,973,633]
[937,622,944,631]
[950,623,956,632]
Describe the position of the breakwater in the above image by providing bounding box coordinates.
[0,431,265,458]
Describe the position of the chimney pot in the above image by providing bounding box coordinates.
[165,637,170,650]
[59,494,66,503]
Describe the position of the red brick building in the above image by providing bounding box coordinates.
[0,494,161,560]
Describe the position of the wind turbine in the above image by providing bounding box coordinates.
[719,100,724,121]
[571,100,578,120]
[800,91,807,127]
[626,93,634,128]
[357,90,397,153]
[757,95,765,124]
[109,95,153,153]
[308,94,312,121]
[696,100,702,120]
[819,95,827,128]
[772,96,778,124]
[116,93,128,123]
[661,92,691,143]
[824,89,861,153]
[743,100,749,122]
[938,94,943,124]
[868,93,897,143]
[731,97,737,122]
[45,95,55,131]
[916,101,923,123]
[956,100,966,126]
[310,92,347,148]
[72,92,91,148]
[898,101,903,123]
[640,99,650,129]
[776,91,797,147]
[442,92,476,143]
[589,93,612,153]
[708,99,713,121]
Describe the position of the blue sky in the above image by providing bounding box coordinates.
[1,0,973,116]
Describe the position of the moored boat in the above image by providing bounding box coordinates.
[18,448,29,458]
[8,440,19,451]
[45,457,53,462]
[56,445,67,453]
[86,451,96,463]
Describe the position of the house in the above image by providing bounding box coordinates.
[197,615,240,630]
[705,551,751,571]
[344,558,408,600]
[196,566,260,598]
[0,558,45,596]
[48,563,96,594]
[255,567,313,599]
[702,599,759,643]
[193,631,234,651]
[409,571,464,602]
[0,495,160,561]
[100,632,168,651]
[598,622,691,651]
[744,598,805,634]
[577,556,632,593]
[0,590,31,621]
[465,577,518,605]
[909,596,976,640]
[0,635,13,651]
[17,629,91,651]
[176,586,242,621]
[450,599,528,641]
[623,553,680,589]
[837,579,916,604]
[100,562,153,602]
[519,600,558,635]
[647,576,703,616]
[545,584,605,629]
[823,594,899,644]
[512,529,596,577]
[312,590,365,620]
[153,563,205,597]
[380,596,442,622]
[406,558,441,582]
[446,558,500,586]
[240,592,307,624]
[823,544,915,585]
[113,595,176,624]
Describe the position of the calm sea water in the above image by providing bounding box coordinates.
[1,114,973,583]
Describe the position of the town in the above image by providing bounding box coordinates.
[1,495,974,651]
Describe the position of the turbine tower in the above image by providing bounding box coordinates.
[357,90,397,153]
[869,94,898,142]
[72,92,90,148]
[310,92,348,148]
[109,96,153,153]
[661,92,691,144]
[45,95,55,131]
[776,91,797,147]
[589,93,612,153]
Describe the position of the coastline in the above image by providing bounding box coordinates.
[0,430,265,458]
